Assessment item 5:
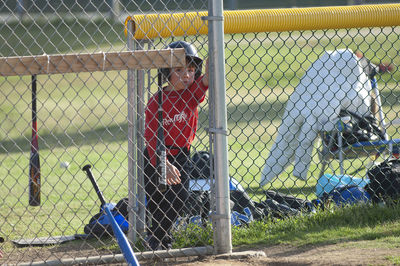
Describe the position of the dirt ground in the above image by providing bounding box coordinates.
[2,240,400,265]
[155,242,400,266]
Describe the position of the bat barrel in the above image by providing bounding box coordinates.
[105,207,139,266]
[29,74,41,206]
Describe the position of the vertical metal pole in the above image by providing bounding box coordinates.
[109,0,120,21]
[338,130,344,175]
[208,0,232,254]
[127,20,137,244]
[17,0,25,19]
[136,40,146,236]
[371,77,388,140]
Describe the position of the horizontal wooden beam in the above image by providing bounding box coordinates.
[0,49,186,77]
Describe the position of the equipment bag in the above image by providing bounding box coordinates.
[320,185,371,206]
[230,190,264,221]
[264,190,315,212]
[323,110,385,151]
[316,173,369,198]
[365,158,400,203]
[183,190,210,227]
[255,190,319,219]
[84,198,129,237]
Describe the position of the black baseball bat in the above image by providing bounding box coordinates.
[82,164,106,206]
[29,74,41,206]
[156,73,167,192]
[82,165,139,266]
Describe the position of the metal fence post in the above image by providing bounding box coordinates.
[136,40,147,237]
[127,20,138,244]
[208,0,232,254]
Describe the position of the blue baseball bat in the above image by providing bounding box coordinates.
[82,165,140,266]
[104,206,139,266]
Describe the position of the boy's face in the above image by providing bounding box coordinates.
[168,63,196,91]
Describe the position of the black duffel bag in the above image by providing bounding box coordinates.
[365,158,400,203]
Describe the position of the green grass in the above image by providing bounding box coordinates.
[387,255,400,265]
[0,142,130,237]
[231,203,400,247]
[0,17,125,56]
[1,16,400,258]
[172,202,400,250]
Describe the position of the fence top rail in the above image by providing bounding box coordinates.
[0,49,186,77]
[125,4,400,40]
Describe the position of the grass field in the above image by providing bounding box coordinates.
[1,16,400,258]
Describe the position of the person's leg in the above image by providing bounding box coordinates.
[158,152,190,249]
[155,184,184,249]
[144,149,191,250]
[144,149,165,250]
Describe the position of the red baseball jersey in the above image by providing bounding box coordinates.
[145,77,208,166]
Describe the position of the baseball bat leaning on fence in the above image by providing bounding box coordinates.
[156,73,168,192]
[29,74,41,206]
[82,165,139,266]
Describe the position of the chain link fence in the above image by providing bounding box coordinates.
[1,1,400,265]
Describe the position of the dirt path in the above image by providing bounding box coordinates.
[3,240,399,265]
[154,241,400,265]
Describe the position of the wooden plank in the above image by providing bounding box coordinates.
[0,49,185,76]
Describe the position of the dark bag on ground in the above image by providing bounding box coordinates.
[230,190,265,221]
[365,158,400,203]
[230,189,315,221]
[264,190,315,212]
[256,190,317,219]
[84,198,129,237]
[184,190,210,227]
[324,110,385,151]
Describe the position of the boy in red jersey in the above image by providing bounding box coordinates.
[144,41,209,250]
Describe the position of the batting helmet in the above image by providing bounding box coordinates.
[159,41,203,83]
[190,151,210,180]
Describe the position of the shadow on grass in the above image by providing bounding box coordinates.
[2,82,398,155]
[0,97,287,153]
[1,18,125,57]
[0,123,128,154]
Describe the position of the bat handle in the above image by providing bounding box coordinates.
[82,164,106,206]
[158,149,168,192]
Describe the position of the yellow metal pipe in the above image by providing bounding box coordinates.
[125,4,400,40]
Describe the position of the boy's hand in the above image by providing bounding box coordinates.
[202,58,209,87]
[166,160,181,185]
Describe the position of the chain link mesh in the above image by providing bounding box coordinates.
[1,1,400,264]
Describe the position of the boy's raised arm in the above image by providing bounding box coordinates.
[201,58,209,87]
